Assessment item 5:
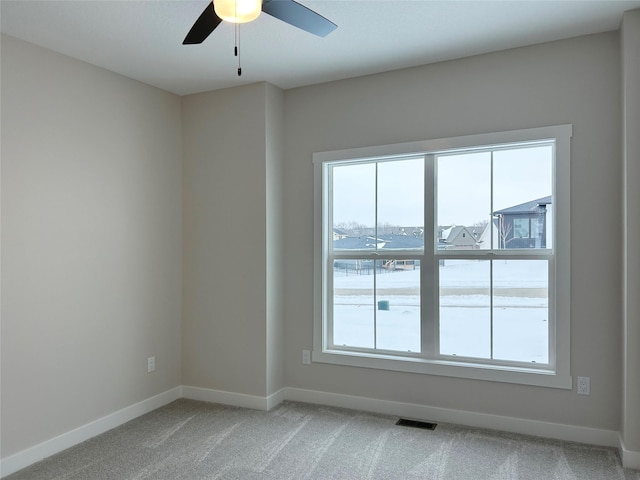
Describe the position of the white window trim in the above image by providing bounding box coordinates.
[313,125,572,389]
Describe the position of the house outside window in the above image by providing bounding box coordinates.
[313,125,572,388]
[494,196,552,249]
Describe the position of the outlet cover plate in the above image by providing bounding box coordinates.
[302,350,311,365]
[577,376,590,395]
[147,356,156,373]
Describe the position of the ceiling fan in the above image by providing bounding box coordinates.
[183,0,338,45]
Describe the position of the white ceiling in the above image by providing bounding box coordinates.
[2,0,639,96]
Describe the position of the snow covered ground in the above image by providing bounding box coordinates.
[332,260,549,363]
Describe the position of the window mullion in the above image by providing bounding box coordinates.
[423,154,436,358]
[374,163,378,350]
[490,259,494,360]
[491,150,494,250]
[490,150,494,359]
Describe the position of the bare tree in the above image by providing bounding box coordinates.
[335,221,369,236]
[377,222,401,235]
[498,216,512,249]
[473,219,489,229]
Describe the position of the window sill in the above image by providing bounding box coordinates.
[312,349,572,389]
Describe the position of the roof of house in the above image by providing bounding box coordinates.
[494,195,552,215]
[333,235,423,250]
[440,225,480,247]
[441,225,468,241]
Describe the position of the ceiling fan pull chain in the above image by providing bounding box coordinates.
[234,1,242,76]
[235,22,242,76]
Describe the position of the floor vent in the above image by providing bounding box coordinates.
[396,419,437,430]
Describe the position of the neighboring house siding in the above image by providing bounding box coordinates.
[439,225,481,250]
[494,196,552,249]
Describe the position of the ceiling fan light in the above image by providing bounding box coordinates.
[214,0,262,24]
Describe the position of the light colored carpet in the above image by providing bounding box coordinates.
[6,399,639,479]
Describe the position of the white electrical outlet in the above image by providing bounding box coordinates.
[577,376,590,395]
[302,350,311,365]
[147,356,156,373]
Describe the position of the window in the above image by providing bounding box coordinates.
[313,125,572,388]
[513,218,530,239]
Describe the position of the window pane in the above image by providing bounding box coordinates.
[332,259,421,352]
[375,260,420,352]
[493,146,552,249]
[513,218,530,239]
[332,260,375,348]
[332,163,375,250]
[492,260,549,363]
[437,152,491,251]
[439,260,490,358]
[377,159,424,247]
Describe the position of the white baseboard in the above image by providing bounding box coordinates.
[266,387,287,410]
[0,387,182,478]
[181,385,286,411]
[2,385,629,477]
[618,434,640,470]
[281,387,620,450]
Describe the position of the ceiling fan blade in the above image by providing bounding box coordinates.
[262,0,337,37]
[183,2,223,45]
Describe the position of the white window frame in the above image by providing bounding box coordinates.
[313,125,572,389]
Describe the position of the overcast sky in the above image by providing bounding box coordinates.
[332,145,553,227]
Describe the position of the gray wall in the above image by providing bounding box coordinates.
[181,82,285,398]
[2,22,638,467]
[283,32,622,431]
[621,10,640,455]
[265,84,285,396]
[1,35,183,457]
